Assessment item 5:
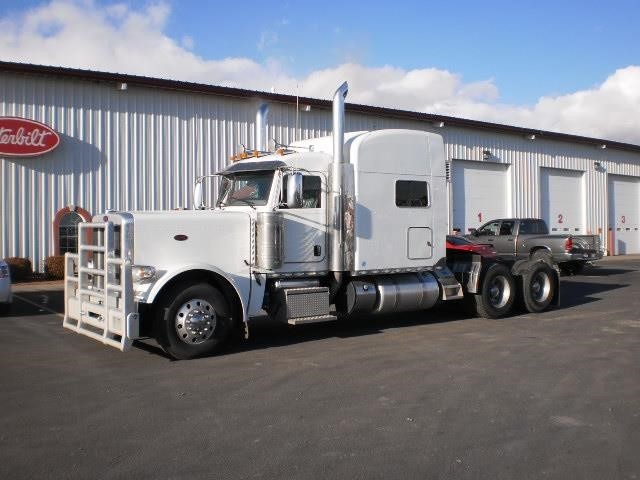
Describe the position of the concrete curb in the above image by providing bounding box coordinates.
[13,280,64,293]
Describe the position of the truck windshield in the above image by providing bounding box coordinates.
[217,171,274,207]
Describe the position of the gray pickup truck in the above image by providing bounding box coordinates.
[467,218,603,274]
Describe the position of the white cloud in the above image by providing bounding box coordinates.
[1,1,640,144]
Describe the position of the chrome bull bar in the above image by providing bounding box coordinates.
[63,220,138,351]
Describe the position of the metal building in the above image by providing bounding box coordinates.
[2,61,640,270]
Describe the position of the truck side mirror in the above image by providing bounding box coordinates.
[469,228,478,235]
[193,181,204,210]
[286,173,303,209]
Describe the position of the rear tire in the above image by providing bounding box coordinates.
[473,264,516,319]
[0,302,11,316]
[522,262,555,313]
[154,283,232,360]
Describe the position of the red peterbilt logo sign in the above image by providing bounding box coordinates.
[0,117,60,157]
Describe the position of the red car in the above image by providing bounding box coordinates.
[446,235,497,258]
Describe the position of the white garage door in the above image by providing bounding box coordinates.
[540,168,585,233]
[452,160,509,233]
[608,175,640,255]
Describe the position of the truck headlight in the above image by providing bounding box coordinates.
[132,265,156,282]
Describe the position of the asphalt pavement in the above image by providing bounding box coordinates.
[1,259,639,479]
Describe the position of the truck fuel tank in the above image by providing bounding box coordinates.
[344,272,441,315]
[256,212,283,270]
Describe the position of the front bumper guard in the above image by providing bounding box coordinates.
[63,221,139,351]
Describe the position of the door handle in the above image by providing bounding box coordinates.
[427,241,432,247]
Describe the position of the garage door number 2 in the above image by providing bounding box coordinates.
[557,213,564,224]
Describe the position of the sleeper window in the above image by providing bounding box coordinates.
[395,180,429,207]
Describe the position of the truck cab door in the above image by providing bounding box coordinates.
[279,173,328,268]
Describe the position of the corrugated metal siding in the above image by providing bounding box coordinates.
[3,71,640,269]
[0,73,262,269]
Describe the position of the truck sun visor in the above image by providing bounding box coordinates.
[218,160,286,175]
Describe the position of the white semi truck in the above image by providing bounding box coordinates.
[63,82,559,359]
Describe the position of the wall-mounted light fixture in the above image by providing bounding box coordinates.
[434,121,445,128]
[594,161,607,172]
[598,144,607,149]
[525,133,536,140]
[116,82,128,91]
[482,149,491,160]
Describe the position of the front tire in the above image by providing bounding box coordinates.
[473,264,516,319]
[154,283,232,360]
[522,262,555,313]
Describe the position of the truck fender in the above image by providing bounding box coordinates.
[146,264,250,338]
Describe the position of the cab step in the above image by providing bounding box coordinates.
[287,314,337,325]
[275,286,333,324]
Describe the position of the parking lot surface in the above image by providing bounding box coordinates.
[1,259,639,480]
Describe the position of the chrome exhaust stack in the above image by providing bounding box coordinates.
[330,81,349,277]
[256,103,269,151]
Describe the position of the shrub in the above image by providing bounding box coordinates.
[4,257,33,282]
[44,255,65,280]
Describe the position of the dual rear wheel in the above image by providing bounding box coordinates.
[472,264,515,319]
[472,262,555,319]
[522,262,555,313]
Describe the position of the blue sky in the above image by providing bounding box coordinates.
[1,0,640,142]
[159,0,640,104]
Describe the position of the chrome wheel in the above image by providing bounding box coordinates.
[530,271,552,304]
[488,275,511,309]
[174,298,217,344]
